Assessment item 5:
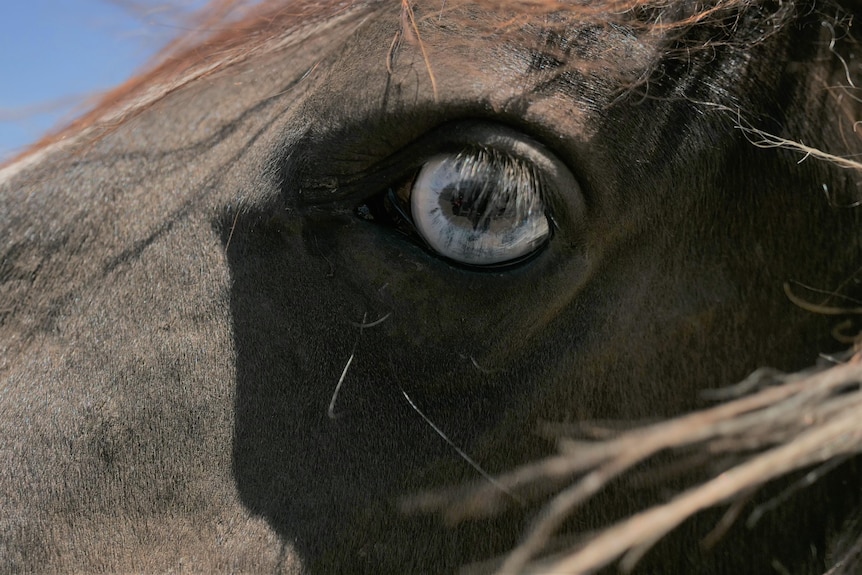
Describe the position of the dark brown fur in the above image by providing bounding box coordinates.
[2,1,862,573]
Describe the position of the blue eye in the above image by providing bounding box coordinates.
[351,122,578,269]
[410,148,551,266]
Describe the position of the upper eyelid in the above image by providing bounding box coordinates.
[294,139,435,208]
[289,118,466,207]
[386,147,542,225]
[292,121,567,208]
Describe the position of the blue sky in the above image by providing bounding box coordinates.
[0,2,199,161]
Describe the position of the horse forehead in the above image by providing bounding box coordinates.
[0,5,660,194]
[293,9,656,137]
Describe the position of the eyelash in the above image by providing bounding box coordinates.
[356,145,553,268]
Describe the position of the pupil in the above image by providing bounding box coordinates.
[441,181,512,232]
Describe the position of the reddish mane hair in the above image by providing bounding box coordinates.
[10,0,750,165]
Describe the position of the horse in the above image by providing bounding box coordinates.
[2,0,862,572]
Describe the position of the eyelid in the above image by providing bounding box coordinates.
[294,121,572,209]
[388,146,543,228]
[295,126,452,208]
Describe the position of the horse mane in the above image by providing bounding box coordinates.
[8,0,752,166]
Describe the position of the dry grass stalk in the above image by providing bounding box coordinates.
[409,352,862,574]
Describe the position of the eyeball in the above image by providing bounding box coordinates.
[409,148,550,267]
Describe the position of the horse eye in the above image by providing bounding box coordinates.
[405,148,550,266]
[351,122,574,268]
[363,143,554,268]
